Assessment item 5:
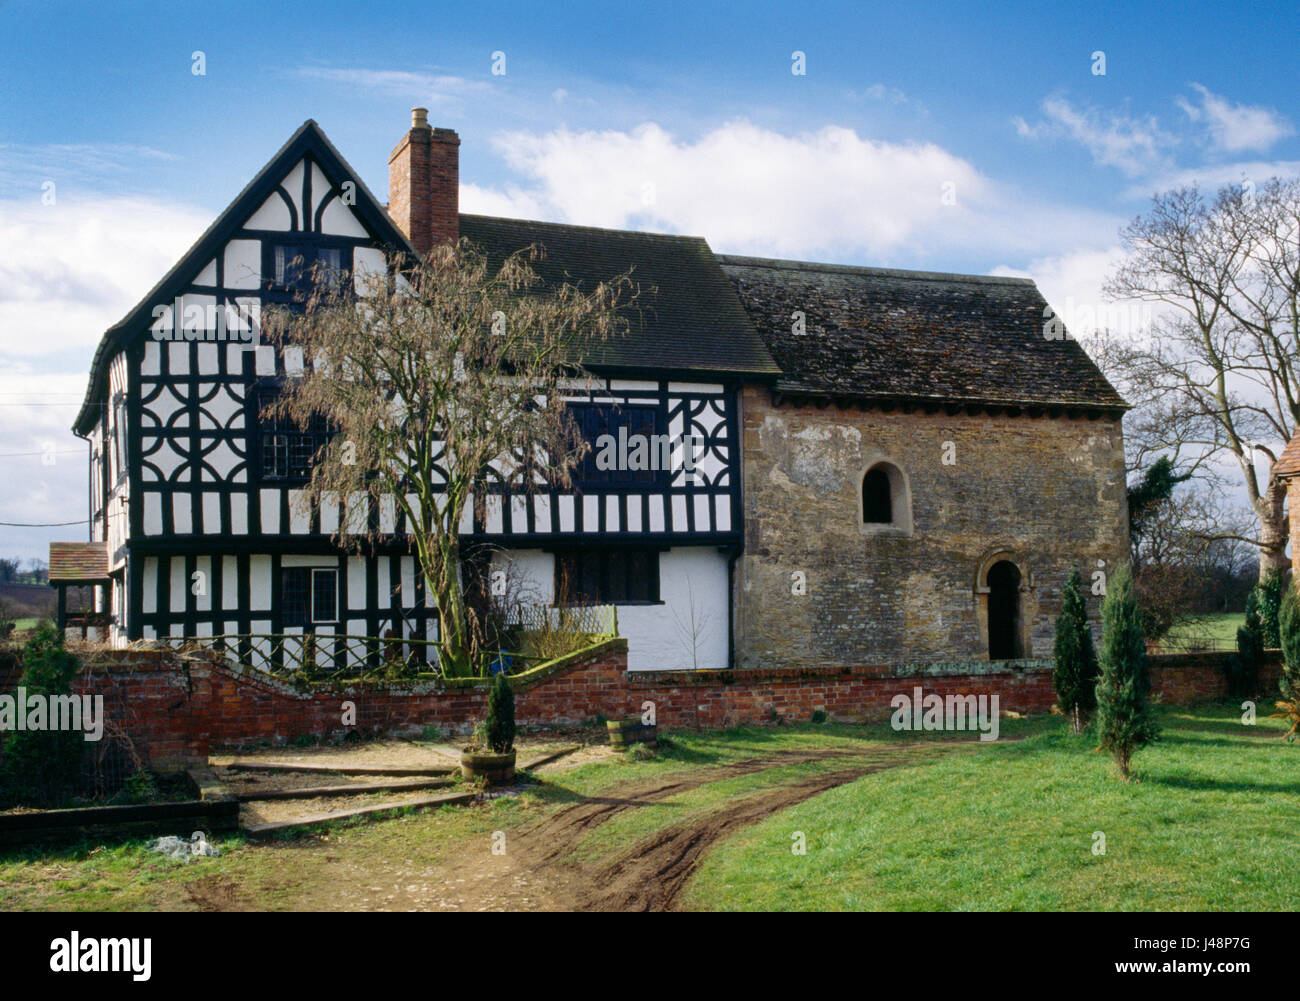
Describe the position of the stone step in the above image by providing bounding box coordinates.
[242,790,480,836]
[238,777,453,802]
[223,761,453,777]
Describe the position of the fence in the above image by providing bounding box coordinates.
[157,604,619,682]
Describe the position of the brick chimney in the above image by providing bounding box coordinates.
[388,107,460,256]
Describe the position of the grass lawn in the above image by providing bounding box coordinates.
[684,703,1295,911]
[0,705,1291,910]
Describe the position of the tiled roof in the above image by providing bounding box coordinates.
[1274,431,1300,480]
[717,255,1128,411]
[48,542,110,583]
[459,215,781,378]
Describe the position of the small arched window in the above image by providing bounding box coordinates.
[863,468,892,524]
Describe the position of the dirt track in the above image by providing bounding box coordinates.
[508,748,929,911]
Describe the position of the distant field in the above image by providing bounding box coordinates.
[1160,613,1242,652]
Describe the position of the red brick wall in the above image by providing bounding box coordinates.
[0,644,1283,770]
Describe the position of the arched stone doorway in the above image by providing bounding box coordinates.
[986,559,1022,660]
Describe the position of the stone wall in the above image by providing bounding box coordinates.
[735,386,1130,668]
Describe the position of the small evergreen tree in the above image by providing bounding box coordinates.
[1095,566,1160,779]
[1272,584,1300,739]
[1257,569,1287,649]
[1053,566,1098,734]
[1233,588,1265,698]
[484,671,515,754]
[0,623,83,807]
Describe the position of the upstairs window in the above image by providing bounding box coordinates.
[556,548,660,604]
[570,403,663,487]
[860,460,913,535]
[282,567,338,626]
[269,243,347,292]
[257,387,337,482]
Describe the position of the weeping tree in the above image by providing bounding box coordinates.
[264,241,633,676]
[1053,566,1098,734]
[1095,566,1161,779]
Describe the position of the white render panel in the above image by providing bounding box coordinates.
[222,556,238,609]
[623,547,728,670]
[353,246,386,292]
[558,495,576,532]
[169,557,186,613]
[142,558,158,614]
[246,190,292,231]
[202,492,220,533]
[230,492,248,534]
[260,489,280,533]
[195,257,217,286]
[172,494,192,534]
[671,495,688,532]
[195,556,212,611]
[714,494,731,533]
[288,490,309,534]
[143,493,163,535]
[141,341,161,376]
[249,556,272,611]
[648,495,665,532]
[320,196,368,238]
[348,557,366,610]
[223,239,261,288]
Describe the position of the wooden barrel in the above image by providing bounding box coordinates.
[607,718,658,750]
[459,749,517,785]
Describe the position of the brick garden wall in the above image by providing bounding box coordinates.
[0,644,1282,771]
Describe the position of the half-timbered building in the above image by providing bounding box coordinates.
[65,112,778,671]
[60,109,1129,672]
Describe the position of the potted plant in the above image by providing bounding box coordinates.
[461,671,517,784]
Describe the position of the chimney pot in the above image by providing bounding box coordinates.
[411,107,429,129]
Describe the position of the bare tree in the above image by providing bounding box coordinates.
[265,240,633,675]
[1101,180,1300,578]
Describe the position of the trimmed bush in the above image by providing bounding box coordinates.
[1095,566,1160,779]
[1273,584,1300,740]
[0,623,84,807]
[1232,589,1265,698]
[485,671,515,754]
[1257,569,1287,649]
[1053,566,1098,733]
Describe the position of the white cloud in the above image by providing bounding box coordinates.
[1177,83,1293,153]
[468,119,1124,263]
[0,195,209,359]
[1015,97,1176,175]
[991,246,1153,339]
[1122,159,1300,200]
[295,66,487,105]
[0,195,208,558]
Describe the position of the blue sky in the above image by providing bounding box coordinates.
[2,0,1298,561]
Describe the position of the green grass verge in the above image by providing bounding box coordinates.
[682,703,1294,911]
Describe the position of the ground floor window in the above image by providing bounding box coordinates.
[556,548,660,603]
[282,567,338,626]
